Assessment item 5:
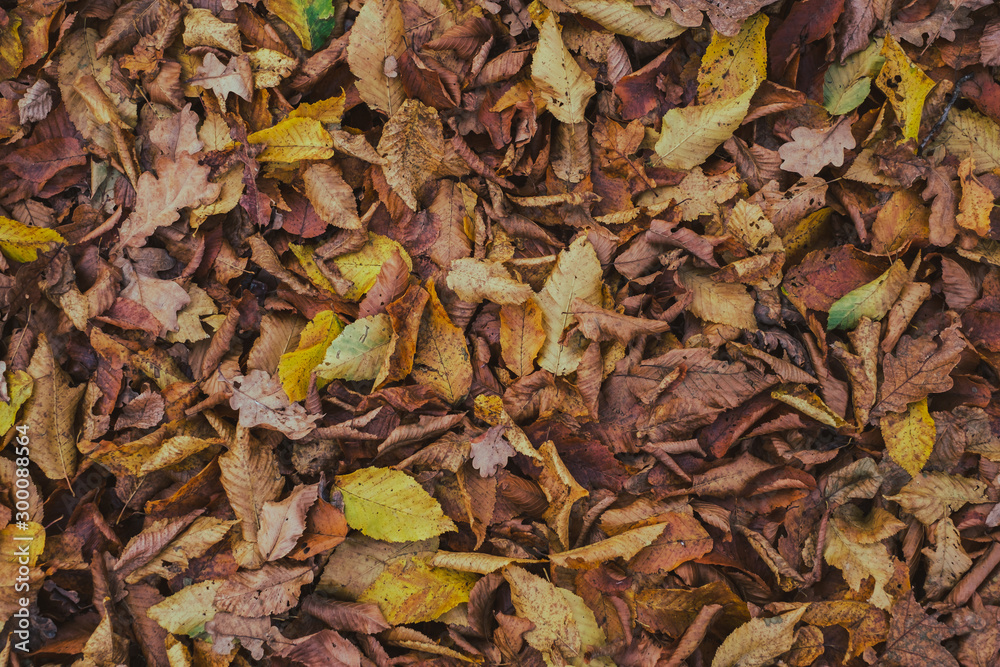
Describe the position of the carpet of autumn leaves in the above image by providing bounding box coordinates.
[5,0,1000,664]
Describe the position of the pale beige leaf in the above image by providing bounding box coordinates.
[778,117,857,178]
[347,0,406,116]
[533,235,603,376]
[886,472,989,525]
[530,8,596,124]
[223,369,318,440]
[711,607,808,667]
[257,484,320,562]
[446,258,534,305]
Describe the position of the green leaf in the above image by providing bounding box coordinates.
[314,314,394,382]
[824,39,884,115]
[336,467,457,542]
[263,0,336,51]
[827,260,908,330]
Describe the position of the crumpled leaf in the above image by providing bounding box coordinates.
[224,369,319,440]
[885,472,988,525]
[711,607,808,667]
[378,99,444,210]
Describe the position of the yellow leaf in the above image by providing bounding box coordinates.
[880,398,935,477]
[956,157,995,236]
[533,236,603,376]
[189,164,244,228]
[933,107,1000,173]
[875,35,935,141]
[332,233,413,301]
[711,607,808,667]
[247,117,334,162]
[921,517,971,599]
[446,258,534,305]
[530,3,596,124]
[561,0,685,42]
[428,551,543,574]
[0,522,44,566]
[377,99,444,210]
[278,310,343,402]
[0,370,32,434]
[885,472,988,525]
[148,580,223,636]
[288,92,346,124]
[823,505,897,609]
[359,556,476,624]
[412,279,473,404]
[653,87,754,170]
[0,16,23,82]
[771,384,849,429]
[315,314,395,382]
[550,523,668,569]
[678,263,757,329]
[502,565,581,665]
[336,466,457,542]
[697,14,768,104]
[0,216,66,263]
[248,48,297,88]
[346,0,405,116]
[636,166,742,221]
[23,334,84,482]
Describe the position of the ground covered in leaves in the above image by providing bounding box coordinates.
[4,0,1000,664]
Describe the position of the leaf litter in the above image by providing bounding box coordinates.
[2,0,1000,665]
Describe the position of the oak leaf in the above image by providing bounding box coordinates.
[778,116,857,178]
[189,53,253,111]
[224,369,318,440]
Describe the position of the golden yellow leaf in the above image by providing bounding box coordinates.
[653,88,754,170]
[377,99,444,210]
[875,35,935,141]
[530,3,596,124]
[502,565,582,665]
[23,334,85,483]
[248,48,297,88]
[562,0,685,42]
[824,505,899,610]
[288,92,346,124]
[533,235,603,376]
[412,279,472,404]
[332,233,413,301]
[880,398,935,477]
[0,370,32,434]
[346,0,405,116]
[549,523,668,569]
[956,157,995,236]
[278,310,343,402]
[0,522,44,567]
[697,14,768,104]
[262,0,335,51]
[247,117,334,162]
[933,107,1000,173]
[359,556,476,624]
[336,466,457,542]
[0,16,23,82]
[0,216,66,263]
[885,472,988,525]
[315,314,395,382]
[711,607,808,667]
[771,384,849,429]
[148,580,223,636]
